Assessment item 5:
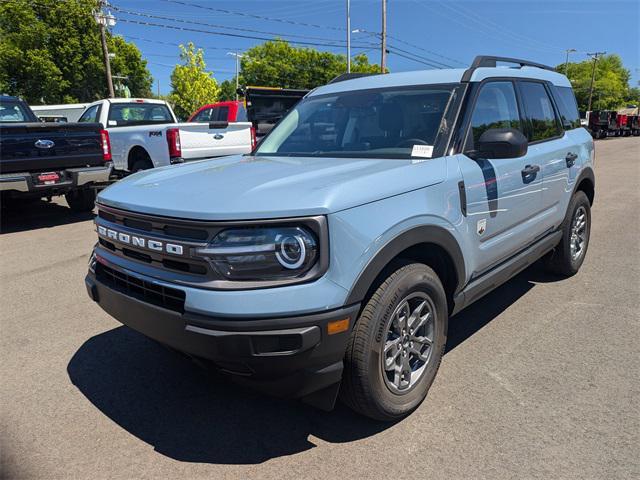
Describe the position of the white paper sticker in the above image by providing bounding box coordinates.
[411,145,434,158]
[108,120,117,126]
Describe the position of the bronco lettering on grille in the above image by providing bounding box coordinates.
[97,225,184,255]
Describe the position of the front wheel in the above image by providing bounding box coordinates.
[340,263,448,421]
[545,191,591,277]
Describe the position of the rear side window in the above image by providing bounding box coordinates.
[78,104,100,123]
[468,81,522,146]
[107,103,173,127]
[236,104,248,122]
[192,108,212,122]
[519,82,562,142]
[551,86,581,130]
[215,106,229,121]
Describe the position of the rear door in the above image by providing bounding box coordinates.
[457,80,544,275]
[529,82,583,229]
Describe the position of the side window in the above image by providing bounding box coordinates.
[551,86,581,130]
[519,82,562,142]
[236,105,248,122]
[79,105,100,123]
[217,106,229,121]
[192,108,212,122]
[468,82,521,147]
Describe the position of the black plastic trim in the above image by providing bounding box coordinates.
[345,225,466,305]
[462,55,555,82]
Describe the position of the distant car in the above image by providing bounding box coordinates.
[79,98,252,174]
[0,95,111,211]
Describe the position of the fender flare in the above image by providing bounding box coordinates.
[573,166,595,204]
[345,225,466,305]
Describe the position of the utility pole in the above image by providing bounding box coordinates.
[381,0,387,73]
[586,51,606,112]
[346,0,351,73]
[564,48,577,75]
[95,1,115,98]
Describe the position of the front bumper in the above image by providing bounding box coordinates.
[0,163,112,193]
[85,261,360,410]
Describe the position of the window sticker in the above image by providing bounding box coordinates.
[411,145,434,158]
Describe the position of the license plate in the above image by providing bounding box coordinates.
[38,172,60,184]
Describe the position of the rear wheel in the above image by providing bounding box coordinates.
[65,188,96,213]
[340,262,448,421]
[545,191,591,277]
[130,149,153,173]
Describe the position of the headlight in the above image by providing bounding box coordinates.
[195,226,319,281]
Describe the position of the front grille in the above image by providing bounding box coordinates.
[96,263,185,313]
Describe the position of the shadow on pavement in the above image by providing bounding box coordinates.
[0,199,94,234]
[68,261,557,465]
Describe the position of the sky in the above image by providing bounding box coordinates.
[110,0,640,95]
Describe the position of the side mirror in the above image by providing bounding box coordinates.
[469,128,528,159]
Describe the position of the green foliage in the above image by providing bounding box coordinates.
[218,79,238,101]
[0,0,152,103]
[240,40,383,89]
[558,54,632,111]
[168,42,220,120]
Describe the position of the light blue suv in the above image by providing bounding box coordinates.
[85,56,595,420]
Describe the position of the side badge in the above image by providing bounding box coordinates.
[477,219,487,236]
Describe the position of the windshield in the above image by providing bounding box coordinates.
[107,103,174,127]
[255,85,457,159]
[0,100,35,123]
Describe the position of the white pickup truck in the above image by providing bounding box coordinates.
[78,98,252,173]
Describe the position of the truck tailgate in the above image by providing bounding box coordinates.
[0,122,104,173]
[178,122,252,160]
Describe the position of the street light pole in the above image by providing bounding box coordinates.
[381,0,387,73]
[564,48,577,75]
[227,52,243,100]
[587,51,606,112]
[346,0,351,73]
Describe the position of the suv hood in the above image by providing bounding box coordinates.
[98,154,446,220]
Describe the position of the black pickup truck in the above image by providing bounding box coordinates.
[0,95,112,212]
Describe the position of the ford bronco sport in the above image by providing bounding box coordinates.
[85,56,595,420]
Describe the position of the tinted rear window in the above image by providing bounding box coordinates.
[552,86,581,130]
[108,103,173,127]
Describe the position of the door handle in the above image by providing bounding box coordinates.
[565,152,578,168]
[521,164,540,184]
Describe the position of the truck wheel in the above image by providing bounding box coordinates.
[341,262,448,421]
[544,191,591,277]
[65,188,96,213]
[131,158,153,172]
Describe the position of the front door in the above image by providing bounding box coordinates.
[457,80,544,276]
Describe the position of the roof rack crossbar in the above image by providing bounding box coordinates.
[461,55,556,82]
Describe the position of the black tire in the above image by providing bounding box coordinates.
[340,262,448,421]
[544,191,591,277]
[65,188,96,213]
[130,150,153,173]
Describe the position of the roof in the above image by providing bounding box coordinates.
[311,57,571,97]
[0,94,21,101]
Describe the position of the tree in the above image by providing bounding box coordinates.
[168,42,220,120]
[239,40,382,90]
[0,0,152,103]
[558,54,632,111]
[218,79,237,101]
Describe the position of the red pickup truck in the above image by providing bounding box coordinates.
[188,87,308,144]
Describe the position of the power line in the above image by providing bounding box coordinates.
[112,5,374,46]
[387,35,466,67]
[387,49,440,69]
[387,44,453,68]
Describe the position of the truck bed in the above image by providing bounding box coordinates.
[0,122,105,174]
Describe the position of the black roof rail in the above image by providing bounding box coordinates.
[461,55,556,82]
[328,72,378,84]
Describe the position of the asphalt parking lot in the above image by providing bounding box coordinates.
[1,137,638,479]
